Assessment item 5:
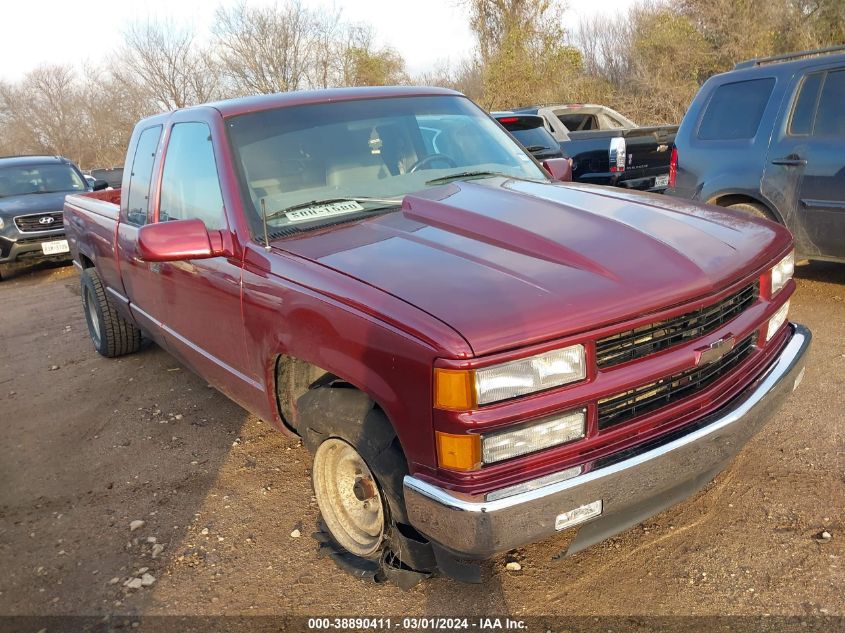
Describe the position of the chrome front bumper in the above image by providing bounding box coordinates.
[404,323,811,559]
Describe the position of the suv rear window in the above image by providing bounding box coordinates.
[789,73,823,135]
[814,69,845,137]
[499,119,558,151]
[698,78,775,140]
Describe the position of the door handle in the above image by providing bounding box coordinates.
[771,156,807,166]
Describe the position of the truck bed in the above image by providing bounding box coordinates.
[64,190,123,298]
[566,125,678,191]
[513,105,678,191]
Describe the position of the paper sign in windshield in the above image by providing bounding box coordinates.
[285,200,364,223]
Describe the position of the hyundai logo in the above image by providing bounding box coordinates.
[38,216,56,225]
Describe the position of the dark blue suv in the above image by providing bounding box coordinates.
[667,45,845,263]
[0,155,102,279]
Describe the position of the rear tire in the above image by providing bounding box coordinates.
[80,268,141,357]
[727,201,774,221]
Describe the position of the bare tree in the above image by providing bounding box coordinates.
[213,1,331,94]
[307,6,346,89]
[117,19,220,111]
[79,65,153,167]
[0,65,89,164]
[339,24,408,87]
[573,13,635,88]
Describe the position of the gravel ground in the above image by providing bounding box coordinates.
[0,261,843,622]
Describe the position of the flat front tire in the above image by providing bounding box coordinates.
[312,438,386,557]
[80,267,141,358]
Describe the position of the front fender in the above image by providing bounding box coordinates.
[242,262,446,474]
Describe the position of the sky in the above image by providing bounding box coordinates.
[0,0,630,82]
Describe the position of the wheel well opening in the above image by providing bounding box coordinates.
[79,254,95,269]
[274,356,405,465]
[709,194,779,222]
[274,355,332,434]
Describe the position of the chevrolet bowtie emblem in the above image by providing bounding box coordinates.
[694,335,735,366]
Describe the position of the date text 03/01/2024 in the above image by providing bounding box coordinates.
[306,617,528,630]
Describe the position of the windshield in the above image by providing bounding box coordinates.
[227,95,548,234]
[0,163,87,198]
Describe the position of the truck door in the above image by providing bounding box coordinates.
[151,120,251,391]
[764,67,845,259]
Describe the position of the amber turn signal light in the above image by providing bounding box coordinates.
[433,368,476,410]
[435,431,482,471]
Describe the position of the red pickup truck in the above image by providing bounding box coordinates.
[64,86,810,586]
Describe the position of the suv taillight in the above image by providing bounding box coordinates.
[668,147,678,188]
[609,137,626,173]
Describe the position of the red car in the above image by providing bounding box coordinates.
[64,86,809,585]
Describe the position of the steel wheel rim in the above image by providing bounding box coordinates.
[84,285,101,343]
[312,438,385,557]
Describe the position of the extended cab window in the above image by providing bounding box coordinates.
[159,122,226,230]
[126,125,162,226]
[698,78,775,140]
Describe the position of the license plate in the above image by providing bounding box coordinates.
[41,239,70,255]
[654,174,670,189]
[555,500,603,531]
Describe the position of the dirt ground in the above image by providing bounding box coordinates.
[0,260,843,621]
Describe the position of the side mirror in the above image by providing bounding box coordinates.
[92,179,110,191]
[137,218,225,262]
[542,157,573,182]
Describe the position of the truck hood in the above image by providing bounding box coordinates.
[0,191,73,217]
[277,178,790,356]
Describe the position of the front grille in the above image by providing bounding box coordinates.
[596,282,759,368]
[598,333,756,430]
[14,212,64,232]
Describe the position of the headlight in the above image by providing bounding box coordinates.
[770,250,794,296]
[0,217,5,229]
[475,344,586,406]
[434,408,586,471]
[766,300,789,342]
[481,408,585,464]
[434,344,587,410]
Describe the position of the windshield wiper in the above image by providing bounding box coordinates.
[265,196,403,221]
[425,171,505,185]
[524,145,550,152]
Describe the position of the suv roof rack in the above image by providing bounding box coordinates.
[0,154,64,160]
[735,44,845,70]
